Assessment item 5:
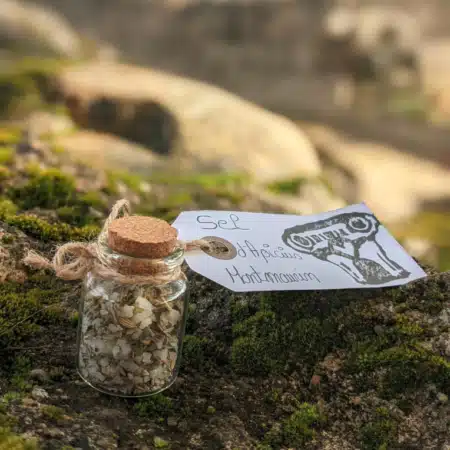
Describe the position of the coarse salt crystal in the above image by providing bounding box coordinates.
[135,296,153,311]
[120,305,134,318]
[142,352,152,364]
[139,317,153,329]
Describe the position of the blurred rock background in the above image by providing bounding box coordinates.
[1,0,449,271]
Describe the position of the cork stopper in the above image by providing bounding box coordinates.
[108,215,178,259]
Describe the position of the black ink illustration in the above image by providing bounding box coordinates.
[282,212,410,285]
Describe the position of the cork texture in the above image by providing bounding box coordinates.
[108,215,178,259]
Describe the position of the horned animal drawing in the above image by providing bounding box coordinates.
[282,212,410,285]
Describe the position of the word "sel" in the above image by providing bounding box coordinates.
[196,214,250,231]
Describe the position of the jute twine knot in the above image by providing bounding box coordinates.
[23,199,211,285]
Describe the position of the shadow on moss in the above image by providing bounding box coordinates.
[133,394,173,419]
[359,407,399,450]
[0,275,73,350]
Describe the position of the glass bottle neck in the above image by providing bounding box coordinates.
[97,243,187,298]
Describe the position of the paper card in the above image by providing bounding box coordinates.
[171,203,427,292]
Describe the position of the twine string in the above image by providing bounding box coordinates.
[23,199,212,285]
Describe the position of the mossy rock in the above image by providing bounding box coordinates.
[0,58,66,119]
[392,212,450,249]
[264,403,326,448]
[0,427,38,450]
[187,266,449,398]
[4,166,106,229]
[0,126,21,145]
[359,407,399,450]
[0,275,72,349]
[0,74,41,118]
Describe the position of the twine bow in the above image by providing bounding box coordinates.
[23,199,211,285]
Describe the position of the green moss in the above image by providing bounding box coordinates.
[0,212,99,242]
[0,58,65,119]
[106,171,143,193]
[438,247,450,272]
[164,192,194,209]
[348,343,450,398]
[5,167,104,227]
[283,403,325,447]
[10,356,32,392]
[0,74,41,118]
[230,298,256,324]
[49,144,66,155]
[9,168,76,210]
[388,276,447,315]
[231,311,285,375]
[394,314,425,337]
[0,413,17,429]
[0,127,21,145]
[0,276,72,349]
[40,405,65,421]
[264,403,325,448]
[140,172,249,216]
[79,191,107,210]
[231,306,334,375]
[264,388,282,405]
[133,394,173,419]
[0,427,38,450]
[387,91,429,121]
[255,445,272,450]
[1,393,23,405]
[0,199,18,216]
[182,335,210,370]
[11,58,64,89]
[70,311,79,328]
[391,212,450,249]
[228,274,448,407]
[0,146,14,165]
[359,407,398,450]
[1,234,13,244]
[0,403,18,429]
[150,172,248,189]
[267,177,307,195]
[153,437,170,449]
[206,406,216,414]
[0,167,12,181]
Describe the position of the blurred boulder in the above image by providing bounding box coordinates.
[304,123,450,224]
[418,39,450,123]
[0,0,83,59]
[53,130,166,174]
[324,5,421,52]
[57,62,322,183]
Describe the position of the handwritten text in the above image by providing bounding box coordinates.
[196,213,250,231]
[236,240,303,263]
[226,265,320,285]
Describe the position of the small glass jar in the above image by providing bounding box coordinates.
[76,243,189,397]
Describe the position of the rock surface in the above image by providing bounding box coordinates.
[57,62,322,183]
